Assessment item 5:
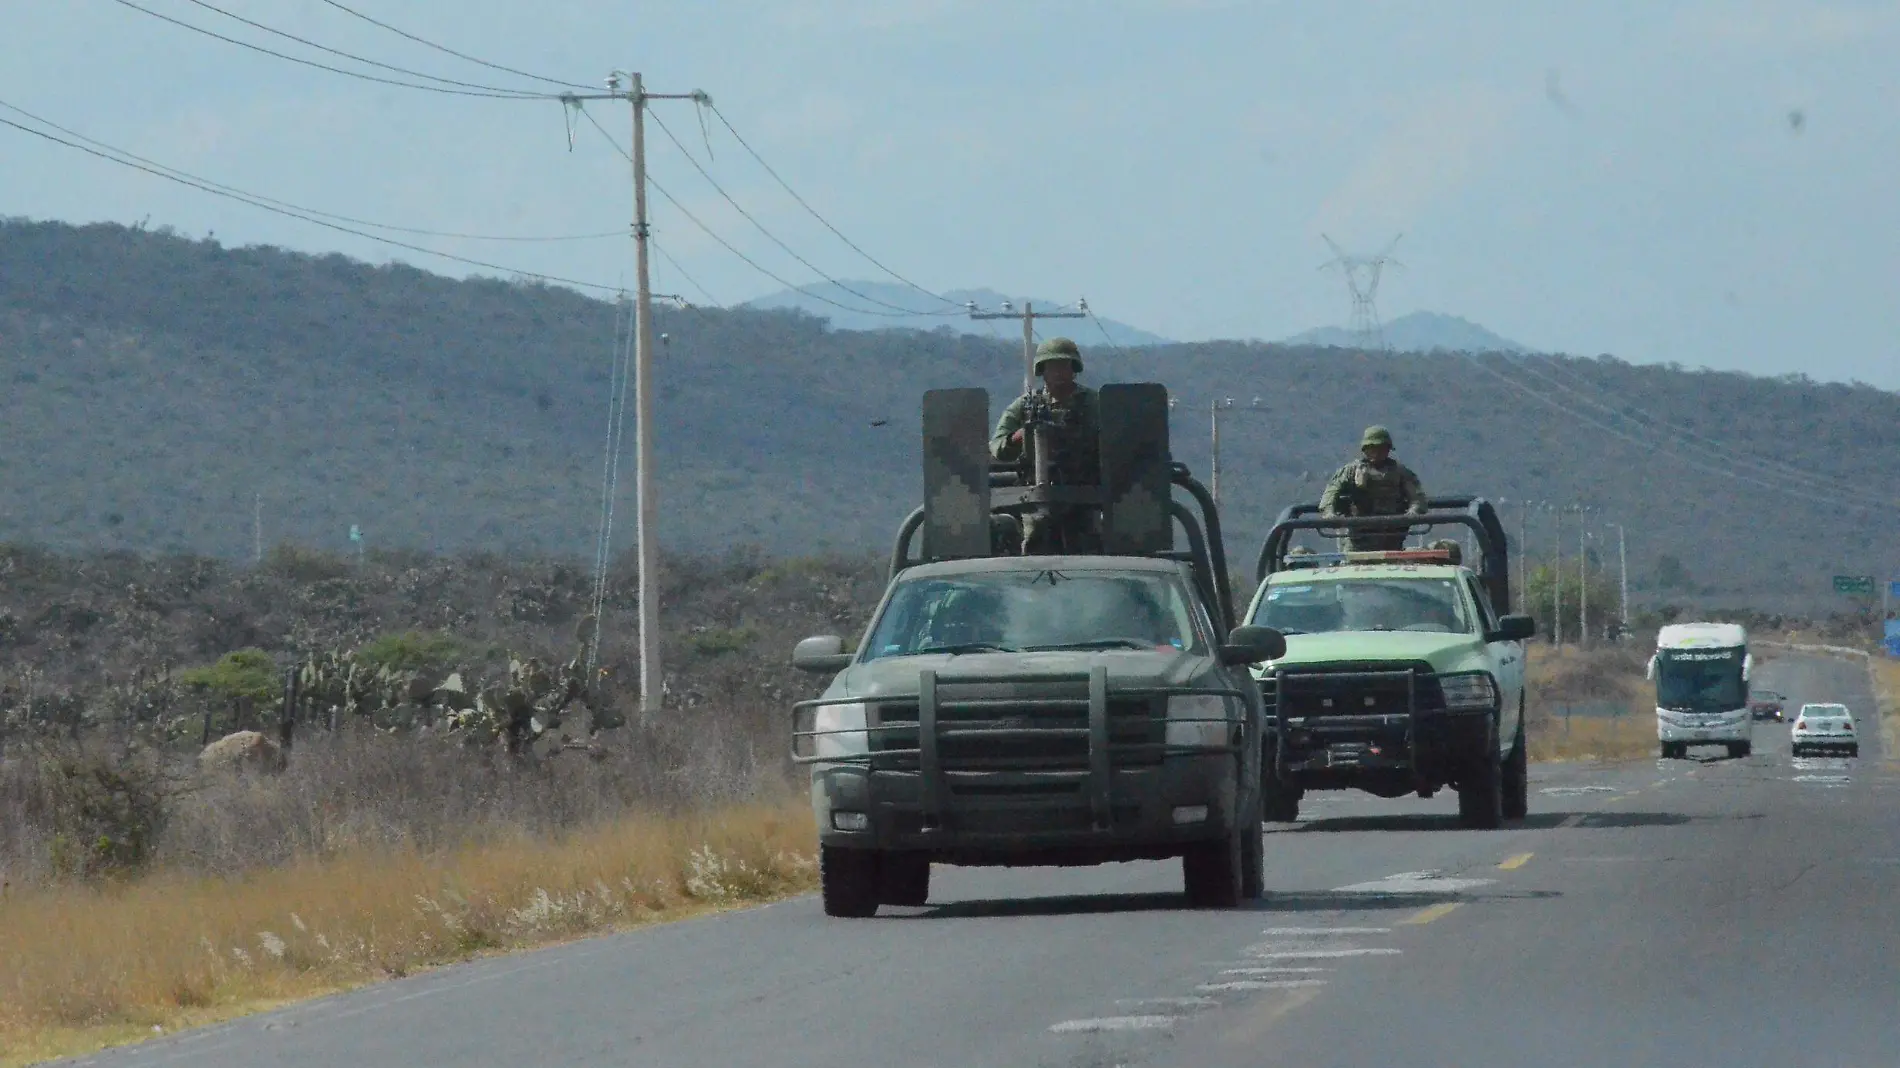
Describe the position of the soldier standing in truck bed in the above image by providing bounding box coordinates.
[989,337,1102,554]
[1319,425,1429,551]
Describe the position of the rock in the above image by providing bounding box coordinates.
[198,730,287,775]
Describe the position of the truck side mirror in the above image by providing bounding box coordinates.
[1221,625,1286,666]
[792,635,853,674]
[1487,615,1536,643]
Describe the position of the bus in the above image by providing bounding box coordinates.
[1648,622,1752,759]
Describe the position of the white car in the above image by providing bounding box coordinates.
[1791,703,1858,758]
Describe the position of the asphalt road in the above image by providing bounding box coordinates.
[61,652,1896,1068]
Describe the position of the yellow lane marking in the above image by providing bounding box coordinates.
[1498,852,1534,871]
[1400,902,1464,925]
[1221,987,1325,1046]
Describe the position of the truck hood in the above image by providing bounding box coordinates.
[1253,631,1491,675]
[829,648,1214,700]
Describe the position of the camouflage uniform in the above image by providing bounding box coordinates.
[1318,425,1428,551]
[990,338,1101,554]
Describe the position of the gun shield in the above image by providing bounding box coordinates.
[920,387,993,561]
[1097,383,1173,555]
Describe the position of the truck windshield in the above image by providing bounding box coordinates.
[1655,649,1746,712]
[861,569,1206,660]
[1250,578,1473,635]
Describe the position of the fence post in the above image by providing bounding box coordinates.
[279,666,298,752]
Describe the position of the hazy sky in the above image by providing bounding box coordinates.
[6,1,1898,387]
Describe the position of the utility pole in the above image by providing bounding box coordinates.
[1553,504,1564,648]
[1517,498,1531,616]
[252,492,262,564]
[1579,525,1590,649]
[564,72,709,718]
[968,299,1089,393]
[1168,396,1266,506]
[1611,522,1629,632]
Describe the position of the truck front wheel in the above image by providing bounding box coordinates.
[1457,747,1504,830]
[821,846,882,918]
[1501,717,1529,821]
[1183,829,1244,908]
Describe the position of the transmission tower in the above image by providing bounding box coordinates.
[1319,234,1403,353]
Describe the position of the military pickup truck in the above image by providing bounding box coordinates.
[790,384,1284,917]
[1242,498,1537,829]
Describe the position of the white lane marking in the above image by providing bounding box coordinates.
[1220,966,1331,976]
[1793,775,1851,785]
[1559,813,1587,828]
[1260,926,1392,936]
[1114,997,1217,1011]
[1244,945,1402,959]
[1331,871,1497,894]
[1542,785,1617,796]
[1198,979,1330,992]
[1049,1015,1176,1034]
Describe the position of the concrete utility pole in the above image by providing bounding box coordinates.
[1610,522,1629,630]
[1518,498,1532,616]
[1552,504,1564,648]
[564,71,709,717]
[1580,525,1590,649]
[968,299,1090,394]
[1167,396,1267,506]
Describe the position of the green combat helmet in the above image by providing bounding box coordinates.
[1034,336,1083,374]
[1361,425,1393,448]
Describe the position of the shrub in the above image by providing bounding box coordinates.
[178,649,281,705]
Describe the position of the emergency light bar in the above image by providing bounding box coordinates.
[1283,548,1457,569]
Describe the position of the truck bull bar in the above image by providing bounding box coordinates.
[792,666,1250,833]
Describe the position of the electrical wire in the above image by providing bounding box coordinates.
[0,109,621,292]
[107,0,557,99]
[1453,350,1896,517]
[1086,307,1125,357]
[577,107,925,318]
[651,237,722,308]
[312,0,595,91]
[1518,351,1870,497]
[707,103,960,309]
[648,109,960,317]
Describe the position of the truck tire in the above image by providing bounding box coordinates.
[1457,747,1504,830]
[1501,718,1529,821]
[1661,742,1684,760]
[1183,828,1244,908]
[1240,816,1265,900]
[1262,774,1302,823]
[878,853,930,907]
[820,846,881,918]
[1728,741,1751,760]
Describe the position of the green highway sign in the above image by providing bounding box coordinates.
[1833,575,1875,596]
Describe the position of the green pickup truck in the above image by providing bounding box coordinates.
[1242,499,1537,829]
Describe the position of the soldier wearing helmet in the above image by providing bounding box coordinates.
[989,337,1101,553]
[1318,425,1429,550]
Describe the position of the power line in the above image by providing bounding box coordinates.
[107,0,556,100]
[1518,351,1870,497]
[312,0,594,91]
[647,109,959,317]
[0,109,621,293]
[0,99,618,243]
[1453,350,1896,517]
[577,106,924,319]
[706,103,960,309]
[651,237,721,308]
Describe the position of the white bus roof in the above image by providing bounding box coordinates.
[1656,622,1748,650]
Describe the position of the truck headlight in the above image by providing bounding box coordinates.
[1166,694,1233,748]
[1438,672,1499,711]
[794,702,869,759]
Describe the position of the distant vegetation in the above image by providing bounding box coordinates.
[4,216,1899,614]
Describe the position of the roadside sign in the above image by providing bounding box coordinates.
[1890,579,1900,599]
[1886,620,1900,658]
[1833,575,1874,596]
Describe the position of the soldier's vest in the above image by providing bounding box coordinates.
[1345,460,1409,515]
[1027,391,1098,485]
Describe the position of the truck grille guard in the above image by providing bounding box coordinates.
[1261,662,1489,776]
[792,666,1250,832]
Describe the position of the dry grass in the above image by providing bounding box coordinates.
[1527,715,1656,764]
[1522,643,1653,764]
[0,797,816,1067]
[1872,657,1900,757]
